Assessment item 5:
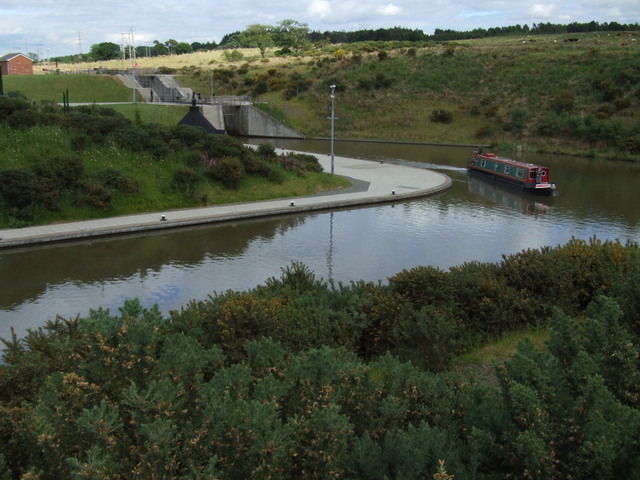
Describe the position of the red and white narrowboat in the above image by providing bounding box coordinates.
[467,151,556,196]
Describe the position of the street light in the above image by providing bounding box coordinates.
[330,84,336,175]
[210,68,214,101]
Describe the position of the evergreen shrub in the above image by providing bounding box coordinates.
[430,109,453,124]
[1,239,640,479]
[207,156,245,189]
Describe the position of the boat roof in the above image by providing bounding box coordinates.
[476,153,549,169]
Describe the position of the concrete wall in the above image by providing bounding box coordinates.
[223,105,304,138]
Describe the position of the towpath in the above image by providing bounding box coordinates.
[0,152,451,248]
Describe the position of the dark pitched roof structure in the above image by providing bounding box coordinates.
[0,53,32,62]
[178,99,225,134]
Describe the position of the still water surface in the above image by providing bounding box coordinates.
[1,140,639,338]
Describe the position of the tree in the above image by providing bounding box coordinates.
[240,24,275,58]
[88,42,121,61]
[276,19,311,53]
[152,40,168,56]
[174,42,193,55]
[164,39,179,55]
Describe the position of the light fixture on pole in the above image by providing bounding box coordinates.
[210,68,214,100]
[330,84,336,175]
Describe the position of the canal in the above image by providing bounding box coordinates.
[1,140,639,338]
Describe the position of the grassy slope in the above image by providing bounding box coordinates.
[11,34,640,160]
[176,35,640,159]
[3,74,134,103]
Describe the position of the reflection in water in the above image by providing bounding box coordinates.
[467,176,554,216]
[2,141,639,339]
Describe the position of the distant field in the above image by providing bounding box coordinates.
[34,48,273,74]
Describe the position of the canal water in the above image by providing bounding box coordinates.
[1,140,639,339]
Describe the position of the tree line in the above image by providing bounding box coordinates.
[48,19,639,63]
[1,237,639,478]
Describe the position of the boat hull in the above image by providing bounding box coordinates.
[467,153,556,196]
[467,165,555,195]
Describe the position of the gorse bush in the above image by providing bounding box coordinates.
[208,156,245,189]
[430,109,453,124]
[2,238,639,479]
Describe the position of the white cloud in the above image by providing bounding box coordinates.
[307,0,333,19]
[528,4,556,18]
[377,3,403,15]
[1,0,638,57]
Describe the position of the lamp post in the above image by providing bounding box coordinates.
[330,84,336,175]
[210,68,214,101]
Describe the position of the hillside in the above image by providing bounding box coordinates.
[13,33,640,160]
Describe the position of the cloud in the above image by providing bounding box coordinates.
[528,4,556,18]
[1,0,639,57]
[307,0,333,18]
[377,3,403,16]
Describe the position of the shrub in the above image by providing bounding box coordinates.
[257,142,277,159]
[430,109,453,124]
[506,106,528,133]
[34,155,84,189]
[6,108,40,129]
[94,168,140,195]
[553,89,575,113]
[172,167,201,194]
[0,168,37,209]
[475,125,494,139]
[389,266,453,308]
[208,156,245,189]
[201,134,246,160]
[277,152,323,175]
[0,95,31,120]
[81,179,112,209]
[70,133,90,153]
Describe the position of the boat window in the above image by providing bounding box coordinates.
[494,163,499,171]
[504,165,511,175]
[529,171,536,179]
[516,169,525,178]
[480,159,486,167]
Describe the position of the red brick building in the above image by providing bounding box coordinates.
[0,53,34,75]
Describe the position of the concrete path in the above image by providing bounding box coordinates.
[0,152,451,249]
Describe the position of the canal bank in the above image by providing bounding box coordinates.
[0,152,451,249]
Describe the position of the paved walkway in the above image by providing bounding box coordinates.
[0,151,452,248]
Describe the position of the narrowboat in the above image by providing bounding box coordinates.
[467,151,556,196]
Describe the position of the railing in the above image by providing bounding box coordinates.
[211,95,251,106]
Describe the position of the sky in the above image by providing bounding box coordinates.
[1,0,638,58]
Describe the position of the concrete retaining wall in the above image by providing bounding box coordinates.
[223,105,304,138]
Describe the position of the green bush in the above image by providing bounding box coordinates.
[6,108,40,129]
[2,240,640,479]
[34,155,84,189]
[0,168,38,209]
[389,266,453,308]
[171,167,202,194]
[208,156,245,189]
[277,152,323,175]
[0,95,31,119]
[81,179,112,209]
[257,142,277,159]
[430,109,453,124]
[94,168,140,195]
